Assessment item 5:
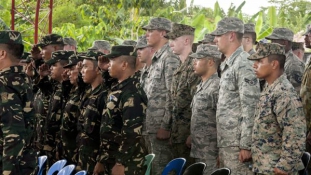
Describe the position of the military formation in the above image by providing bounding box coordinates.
[0,16,311,175]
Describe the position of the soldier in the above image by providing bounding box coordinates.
[249,42,306,174]
[166,23,200,166]
[265,27,305,94]
[63,37,78,51]
[242,23,257,55]
[303,24,311,64]
[76,51,107,174]
[211,17,260,175]
[95,45,147,175]
[44,50,73,165]
[292,42,305,61]
[189,44,221,174]
[122,39,137,46]
[198,33,215,45]
[142,17,180,175]
[88,40,111,54]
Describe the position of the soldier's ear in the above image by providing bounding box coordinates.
[0,49,7,60]
[271,60,279,70]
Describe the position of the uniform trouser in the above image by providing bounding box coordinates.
[171,143,195,169]
[146,134,174,175]
[218,147,253,175]
[194,157,217,175]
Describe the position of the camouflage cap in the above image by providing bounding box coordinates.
[63,52,85,68]
[198,33,214,44]
[103,45,134,59]
[292,42,304,51]
[63,37,77,47]
[210,17,244,36]
[265,28,294,41]
[166,23,195,39]
[20,52,32,63]
[303,24,311,36]
[189,44,222,59]
[37,34,64,48]
[80,50,105,61]
[135,35,148,49]
[122,40,137,46]
[45,50,74,66]
[244,23,256,33]
[248,43,285,60]
[142,17,172,32]
[0,30,23,44]
[88,40,111,51]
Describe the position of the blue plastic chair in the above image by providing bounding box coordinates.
[57,164,76,175]
[37,155,48,175]
[47,159,67,175]
[144,154,155,175]
[75,170,87,175]
[161,158,186,175]
[210,168,231,175]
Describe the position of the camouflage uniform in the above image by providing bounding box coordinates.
[249,43,306,174]
[43,51,74,165]
[244,23,256,55]
[198,33,215,45]
[142,17,180,175]
[265,28,305,94]
[0,31,36,175]
[88,40,111,52]
[166,23,200,165]
[210,17,260,175]
[122,39,137,46]
[189,45,222,174]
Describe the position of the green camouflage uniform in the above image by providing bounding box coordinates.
[0,30,36,175]
[166,23,200,166]
[265,28,305,94]
[210,17,260,175]
[142,17,181,175]
[189,45,222,174]
[249,43,306,174]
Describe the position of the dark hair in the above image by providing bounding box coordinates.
[119,55,136,70]
[268,54,286,70]
[59,60,69,66]
[0,43,24,59]
[236,32,244,41]
[245,32,257,44]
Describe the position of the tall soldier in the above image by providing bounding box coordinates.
[142,17,180,175]
[0,30,36,174]
[242,23,256,55]
[211,17,260,175]
[166,23,200,166]
[265,28,305,94]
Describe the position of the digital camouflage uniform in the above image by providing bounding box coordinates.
[0,30,36,175]
[76,51,107,174]
[189,45,222,174]
[166,23,200,166]
[244,23,256,55]
[210,17,260,175]
[198,33,215,44]
[88,40,111,52]
[249,43,306,174]
[43,51,74,165]
[122,39,137,46]
[63,37,77,48]
[265,28,305,94]
[142,17,181,175]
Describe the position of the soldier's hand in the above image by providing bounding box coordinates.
[25,62,34,77]
[186,135,191,148]
[98,56,110,71]
[39,63,50,79]
[62,69,69,81]
[111,164,125,175]
[76,61,83,72]
[156,128,170,140]
[307,132,311,146]
[31,45,41,60]
[274,167,288,175]
[93,162,105,175]
[239,149,251,163]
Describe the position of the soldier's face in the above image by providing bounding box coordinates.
[40,45,56,61]
[137,47,152,63]
[50,62,65,82]
[68,66,79,85]
[169,37,185,55]
[253,57,272,79]
[305,33,311,49]
[193,58,208,76]
[214,33,230,54]
[108,57,123,79]
[81,59,98,84]
[145,29,162,47]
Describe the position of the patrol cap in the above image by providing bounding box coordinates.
[88,40,111,51]
[135,35,148,49]
[0,30,23,45]
[198,33,214,44]
[122,40,137,46]
[292,42,304,51]
[248,43,285,60]
[210,17,244,36]
[37,34,64,48]
[189,44,222,60]
[166,23,195,39]
[80,50,105,61]
[63,37,77,47]
[45,50,74,66]
[303,24,311,36]
[63,52,85,68]
[265,28,294,42]
[103,45,135,59]
[142,17,172,32]
[244,23,256,33]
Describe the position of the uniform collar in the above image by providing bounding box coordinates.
[263,73,287,93]
[0,65,23,74]
[153,43,170,61]
[220,46,244,71]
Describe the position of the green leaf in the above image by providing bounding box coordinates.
[257,27,273,40]
[267,6,277,28]
[255,11,263,35]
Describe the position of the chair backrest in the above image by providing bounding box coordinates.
[57,164,76,175]
[47,159,67,175]
[75,170,87,175]
[37,155,48,175]
[161,158,186,175]
[182,162,206,175]
[298,152,311,175]
[144,154,155,175]
[210,168,231,175]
